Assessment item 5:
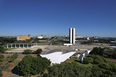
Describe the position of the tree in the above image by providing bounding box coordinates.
[0,46,6,53]
[90,47,103,55]
[0,55,4,62]
[0,69,2,77]
[99,63,110,70]
[110,63,116,72]
[33,49,42,55]
[43,62,92,77]
[83,57,93,64]
[17,55,51,76]
[7,53,18,62]
[22,49,32,54]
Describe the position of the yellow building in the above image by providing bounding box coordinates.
[17,35,31,41]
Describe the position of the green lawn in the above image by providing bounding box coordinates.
[105,58,116,63]
[0,61,8,64]
[65,57,93,67]
[14,60,20,67]
[6,48,16,51]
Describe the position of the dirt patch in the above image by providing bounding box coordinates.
[66,61,72,63]
[1,63,4,66]
[110,59,116,62]
[2,61,15,77]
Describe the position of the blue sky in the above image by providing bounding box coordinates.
[0,0,116,37]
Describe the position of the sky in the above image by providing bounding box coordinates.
[0,0,116,37]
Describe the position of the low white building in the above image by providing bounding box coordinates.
[37,36,43,39]
[64,43,73,46]
[78,50,91,63]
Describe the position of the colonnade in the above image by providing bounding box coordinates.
[6,43,38,48]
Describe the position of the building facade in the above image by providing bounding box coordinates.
[17,34,31,41]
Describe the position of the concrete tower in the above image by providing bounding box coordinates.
[69,28,72,44]
[69,28,75,45]
[72,28,75,45]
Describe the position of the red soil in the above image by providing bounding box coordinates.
[110,59,116,62]
[2,61,15,76]
[66,61,72,63]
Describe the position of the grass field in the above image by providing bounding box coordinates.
[65,57,93,67]
[14,60,20,67]
[6,48,16,51]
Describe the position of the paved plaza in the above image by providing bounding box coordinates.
[6,45,100,53]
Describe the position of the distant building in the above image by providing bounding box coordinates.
[17,34,31,41]
[43,35,52,38]
[37,36,43,39]
[75,36,84,38]
[87,37,90,40]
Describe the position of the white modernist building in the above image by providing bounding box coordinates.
[69,28,73,44]
[69,28,75,45]
[64,28,75,46]
[77,50,91,63]
[41,51,76,65]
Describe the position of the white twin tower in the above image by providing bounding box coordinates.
[69,28,75,45]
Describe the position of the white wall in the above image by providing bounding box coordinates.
[78,50,91,63]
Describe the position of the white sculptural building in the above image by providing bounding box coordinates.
[41,28,76,65]
[41,51,75,65]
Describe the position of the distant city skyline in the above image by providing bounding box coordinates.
[0,0,116,37]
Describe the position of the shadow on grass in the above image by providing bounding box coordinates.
[12,66,23,76]
[74,59,81,63]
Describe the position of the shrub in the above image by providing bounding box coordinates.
[91,66,103,76]
[7,53,18,62]
[90,47,103,55]
[32,49,42,55]
[17,55,51,75]
[93,55,106,64]
[0,55,4,62]
[0,62,10,71]
[110,63,116,72]
[22,49,32,54]
[99,63,111,70]
[0,69,2,77]
[83,57,93,64]
[93,59,101,64]
[0,46,6,53]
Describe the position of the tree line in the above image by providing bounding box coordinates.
[81,38,115,44]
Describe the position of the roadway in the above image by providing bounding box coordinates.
[48,37,56,45]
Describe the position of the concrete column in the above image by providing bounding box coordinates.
[15,44,16,48]
[19,44,20,48]
[27,44,28,48]
[11,44,12,48]
[7,44,8,48]
[23,44,24,48]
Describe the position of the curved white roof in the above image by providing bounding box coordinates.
[41,52,75,65]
